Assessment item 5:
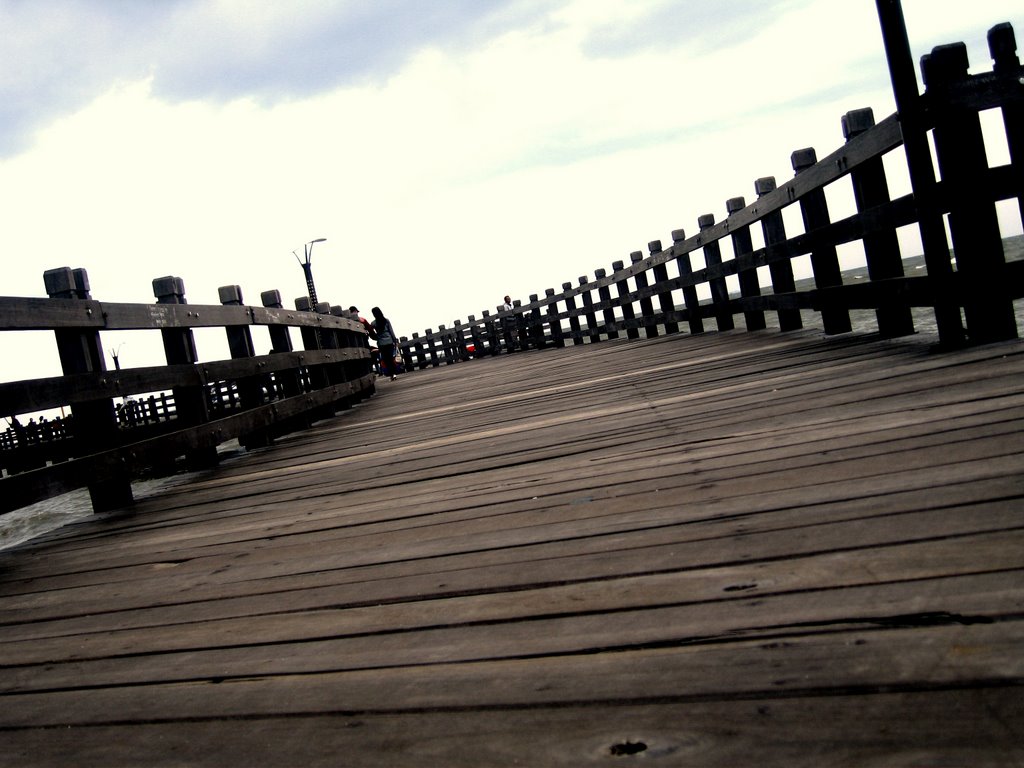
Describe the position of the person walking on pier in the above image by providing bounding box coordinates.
[370,306,400,381]
[501,295,518,352]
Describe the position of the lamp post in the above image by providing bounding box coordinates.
[293,238,327,305]
[110,342,126,371]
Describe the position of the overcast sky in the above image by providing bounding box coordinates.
[2,0,1023,382]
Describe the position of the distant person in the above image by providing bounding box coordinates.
[370,306,400,381]
[348,306,373,336]
[501,295,517,352]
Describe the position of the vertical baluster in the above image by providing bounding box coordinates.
[43,267,132,511]
[632,251,656,338]
[989,23,1024,224]
[153,276,219,470]
[595,268,617,340]
[673,229,703,334]
[727,197,766,331]
[612,261,638,339]
[791,148,852,335]
[924,43,1017,343]
[842,109,915,338]
[650,240,677,336]
[581,276,599,343]
[563,283,583,346]
[698,214,735,331]
[756,177,802,331]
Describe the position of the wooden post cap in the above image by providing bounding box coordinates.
[562,282,572,291]
[513,300,522,307]
[468,315,476,322]
[218,285,243,305]
[294,296,314,311]
[43,267,76,298]
[922,43,969,87]
[315,302,330,314]
[648,240,662,254]
[697,214,715,230]
[611,261,624,271]
[153,276,185,301]
[630,251,643,263]
[71,268,91,298]
[260,290,282,307]
[330,306,344,316]
[842,108,876,140]
[595,268,607,279]
[989,22,1018,70]
[791,147,817,173]
[671,228,687,243]
[726,197,746,214]
[755,177,777,196]
[545,288,556,297]
[578,276,588,285]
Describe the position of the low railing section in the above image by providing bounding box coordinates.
[0,268,374,514]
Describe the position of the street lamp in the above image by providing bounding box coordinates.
[110,342,126,371]
[293,238,327,305]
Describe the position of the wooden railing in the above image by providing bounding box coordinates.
[397,22,1024,371]
[0,268,374,514]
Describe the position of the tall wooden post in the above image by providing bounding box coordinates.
[924,43,1018,343]
[875,0,963,345]
[792,148,852,335]
[43,267,133,511]
[842,108,915,338]
[727,197,766,331]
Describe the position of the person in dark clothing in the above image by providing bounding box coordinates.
[370,306,400,381]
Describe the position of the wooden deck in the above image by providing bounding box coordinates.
[1,329,1022,766]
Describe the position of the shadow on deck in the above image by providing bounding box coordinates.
[1,330,1022,766]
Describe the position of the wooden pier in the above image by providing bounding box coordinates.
[1,330,1022,766]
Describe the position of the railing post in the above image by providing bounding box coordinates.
[294,296,330,392]
[43,267,133,511]
[580,276,600,343]
[698,214,735,332]
[791,148,852,335]
[521,296,539,348]
[153,275,219,470]
[756,177,802,331]
[563,282,583,345]
[485,309,505,354]
[631,251,657,338]
[545,288,564,348]
[672,229,703,334]
[219,285,270,447]
[924,43,1018,343]
[650,240,677,335]
[989,23,1024,225]
[726,197,766,331]
[842,109,915,338]
[613,260,639,339]
[595,268,617,340]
